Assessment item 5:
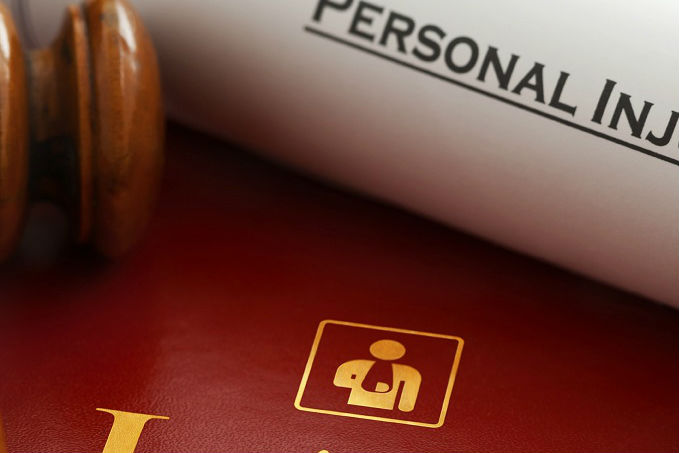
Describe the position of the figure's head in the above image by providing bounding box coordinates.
[369,339,406,361]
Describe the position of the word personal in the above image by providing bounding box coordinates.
[308,0,679,161]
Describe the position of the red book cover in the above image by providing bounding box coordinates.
[1,126,677,452]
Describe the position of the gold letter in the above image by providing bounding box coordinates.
[0,413,7,453]
[97,408,169,453]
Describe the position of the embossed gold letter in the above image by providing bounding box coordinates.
[97,408,169,453]
[0,413,7,453]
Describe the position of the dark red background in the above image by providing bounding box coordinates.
[0,125,677,452]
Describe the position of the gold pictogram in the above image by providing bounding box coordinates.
[333,339,421,412]
[295,320,464,428]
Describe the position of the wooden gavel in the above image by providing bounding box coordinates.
[0,0,163,261]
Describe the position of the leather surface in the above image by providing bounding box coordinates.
[0,125,677,452]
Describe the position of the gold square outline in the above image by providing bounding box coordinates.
[294,319,464,428]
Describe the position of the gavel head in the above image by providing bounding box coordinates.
[0,0,163,262]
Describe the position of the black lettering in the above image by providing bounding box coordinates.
[609,93,653,138]
[591,79,617,124]
[646,111,679,147]
[312,0,354,22]
[444,37,479,74]
[477,46,518,90]
[549,71,577,116]
[412,25,445,62]
[511,63,546,103]
[348,1,384,42]
[378,12,415,53]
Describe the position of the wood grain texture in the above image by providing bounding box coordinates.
[0,4,28,261]
[0,0,163,260]
[27,5,93,242]
[85,0,164,257]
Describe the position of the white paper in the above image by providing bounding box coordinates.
[10,0,678,306]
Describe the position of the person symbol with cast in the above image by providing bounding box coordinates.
[333,339,422,412]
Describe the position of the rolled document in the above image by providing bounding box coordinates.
[9,0,678,306]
